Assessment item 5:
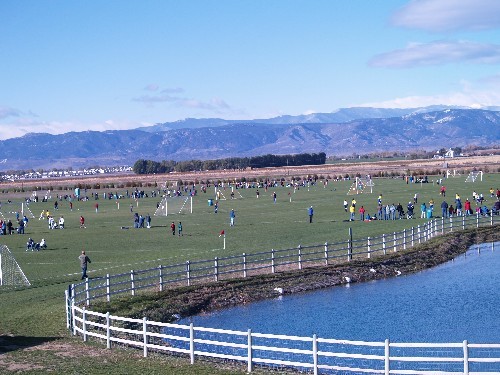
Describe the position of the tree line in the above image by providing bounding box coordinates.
[132,152,327,174]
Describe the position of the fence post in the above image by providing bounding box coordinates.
[463,215,466,230]
[106,274,110,302]
[411,227,414,247]
[82,308,87,342]
[417,225,421,244]
[65,289,70,329]
[441,217,444,234]
[298,245,302,270]
[85,278,90,306]
[72,303,77,336]
[385,339,390,375]
[247,329,253,373]
[450,217,453,232]
[159,265,163,291]
[243,253,247,278]
[214,257,219,282]
[190,323,195,364]
[393,232,397,252]
[324,242,328,266]
[106,312,111,349]
[348,228,353,261]
[271,249,275,273]
[313,334,318,375]
[367,237,371,259]
[490,213,493,226]
[186,261,191,286]
[143,317,148,357]
[382,234,386,255]
[130,270,135,296]
[403,229,407,250]
[476,213,479,228]
[463,340,469,375]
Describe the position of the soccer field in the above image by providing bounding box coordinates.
[0,173,499,374]
[1,173,498,287]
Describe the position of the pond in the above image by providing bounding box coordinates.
[179,242,500,343]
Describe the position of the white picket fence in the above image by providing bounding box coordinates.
[66,213,500,374]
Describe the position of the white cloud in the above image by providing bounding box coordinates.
[302,110,317,115]
[358,84,500,109]
[369,40,500,68]
[392,0,500,32]
[0,118,142,141]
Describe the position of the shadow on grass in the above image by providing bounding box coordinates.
[0,335,59,354]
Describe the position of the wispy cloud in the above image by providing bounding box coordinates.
[132,86,231,113]
[369,40,500,68]
[392,0,500,32]
[0,106,23,120]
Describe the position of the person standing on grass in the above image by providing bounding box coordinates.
[80,215,86,228]
[420,202,427,218]
[343,199,348,212]
[229,209,235,226]
[170,221,175,235]
[359,206,365,221]
[441,200,449,218]
[178,222,183,236]
[308,206,314,223]
[79,250,91,280]
[349,204,355,221]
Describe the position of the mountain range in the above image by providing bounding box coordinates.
[1,106,499,171]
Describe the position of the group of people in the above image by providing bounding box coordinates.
[346,185,500,222]
[39,210,66,229]
[0,216,29,235]
[170,221,183,236]
[133,213,151,228]
[26,237,46,251]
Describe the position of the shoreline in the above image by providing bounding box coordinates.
[95,225,500,323]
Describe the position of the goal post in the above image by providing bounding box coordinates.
[465,171,483,183]
[154,196,193,217]
[0,245,31,287]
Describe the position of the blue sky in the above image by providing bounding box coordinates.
[1,0,499,140]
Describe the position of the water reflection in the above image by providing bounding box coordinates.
[180,242,500,343]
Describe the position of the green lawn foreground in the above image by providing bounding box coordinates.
[0,173,498,374]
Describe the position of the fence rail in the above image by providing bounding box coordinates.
[67,213,500,374]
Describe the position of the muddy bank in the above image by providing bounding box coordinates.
[97,226,499,323]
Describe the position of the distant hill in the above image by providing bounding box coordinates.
[0,107,499,170]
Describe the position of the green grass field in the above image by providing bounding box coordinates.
[0,173,499,373]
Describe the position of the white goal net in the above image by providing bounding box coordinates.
[465,171,483,183]
[154,196,192,216]
[0,245,31,287]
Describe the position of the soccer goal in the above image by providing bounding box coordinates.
[347,177,373,195]
[0,202,35,220]
[465,171,483,183]
[0,245,31,287]
[154,196,193,216]
[446,169,461,178]
[214,187,227,200]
